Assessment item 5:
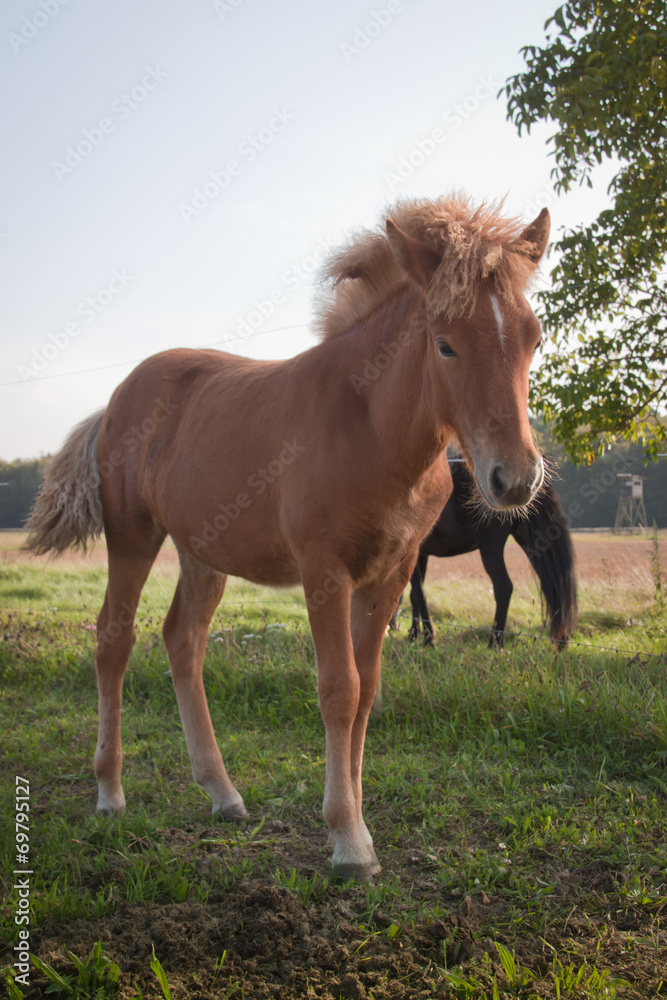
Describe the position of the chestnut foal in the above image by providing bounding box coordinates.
[26,195,549,879]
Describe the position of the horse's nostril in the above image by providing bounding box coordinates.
[490,464,506,498]
[527,463,544,494]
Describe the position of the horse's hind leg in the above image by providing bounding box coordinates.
[409,553,434,644]
[162,547,247,820]
[95,523,165,815]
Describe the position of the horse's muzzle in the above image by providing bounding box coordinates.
[480,458,544,510]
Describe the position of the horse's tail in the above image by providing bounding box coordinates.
[511,480,578,646]
[23,409,106,556]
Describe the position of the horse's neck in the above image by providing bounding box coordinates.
[359,288,449,482]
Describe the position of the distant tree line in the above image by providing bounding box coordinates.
[2,441,665,531]
[0,458,50,530]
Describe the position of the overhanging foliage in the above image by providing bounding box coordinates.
[504,0,667,462]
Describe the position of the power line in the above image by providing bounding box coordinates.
[0,323,312,389]
[5,271,667,389]
[1,358,146,389]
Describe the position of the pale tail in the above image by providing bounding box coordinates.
[23,410,106,555]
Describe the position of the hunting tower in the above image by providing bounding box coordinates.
[613,474,647,533]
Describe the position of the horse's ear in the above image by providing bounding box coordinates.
[518,207,550,263]
[385,219,441,289]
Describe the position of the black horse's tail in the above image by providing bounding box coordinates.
[511,481,578,646]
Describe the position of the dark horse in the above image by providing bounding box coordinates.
[398,460,577,647]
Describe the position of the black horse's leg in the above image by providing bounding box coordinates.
[478,542,513,649]
[389,592,403,631]
[409,553,434,644]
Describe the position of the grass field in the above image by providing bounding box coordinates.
[1,530,667,998]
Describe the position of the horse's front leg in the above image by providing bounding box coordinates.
[350,555,417,866]
[304,564,377,879]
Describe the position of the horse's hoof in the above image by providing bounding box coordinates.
[213,800,249,822]
[96,804,126,818]
[96,792,126,817]
[332,860,381,883]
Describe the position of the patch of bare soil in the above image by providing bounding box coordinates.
[0,537,180,568]
[24,892,665,999]
[8,532,664,592]
[426,534,666,590]
[16,825,666,999]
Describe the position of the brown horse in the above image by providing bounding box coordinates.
[26,194,549,880]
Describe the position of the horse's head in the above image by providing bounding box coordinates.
[386,203,549,511]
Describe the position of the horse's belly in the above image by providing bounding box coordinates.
[169,516,301,587]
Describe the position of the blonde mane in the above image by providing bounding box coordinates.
[315,193,542,340]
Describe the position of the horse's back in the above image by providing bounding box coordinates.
[97,349,304,581]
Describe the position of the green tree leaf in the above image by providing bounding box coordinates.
[503,0,667,462]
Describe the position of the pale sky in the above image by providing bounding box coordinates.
[1,0,615,460]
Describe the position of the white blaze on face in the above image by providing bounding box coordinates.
[489,292,506,351]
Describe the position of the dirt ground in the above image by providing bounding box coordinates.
[20,821,667,1000]
[424,531,666,592]
[4,530,665,591]
[21,821,666,999]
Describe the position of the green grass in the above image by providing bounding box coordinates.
[1,537,667,997]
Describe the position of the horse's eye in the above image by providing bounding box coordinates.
[437,339,457,358]
[533,338,542,354]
